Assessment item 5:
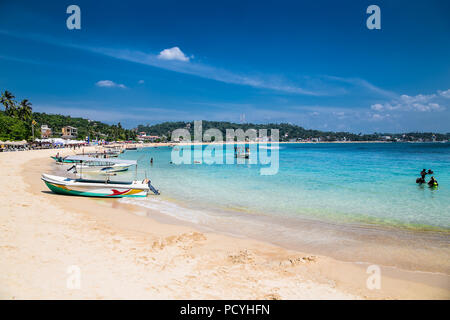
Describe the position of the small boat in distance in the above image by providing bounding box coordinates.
[234,146,250,159]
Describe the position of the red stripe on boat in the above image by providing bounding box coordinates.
[108,189,131,196]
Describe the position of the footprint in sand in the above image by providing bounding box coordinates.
[279,255,318,267]
[152,232,206,251]
[228,250,255,264]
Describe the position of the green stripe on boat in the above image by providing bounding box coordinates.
[44,181,147,198]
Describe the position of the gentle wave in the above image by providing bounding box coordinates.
[119,197,213,225]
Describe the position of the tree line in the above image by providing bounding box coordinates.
[0,90,136,142]
[137,121,450,142]
[2,89,448,143]
[0,90,33,140]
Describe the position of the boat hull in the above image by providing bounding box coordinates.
[75,163,132,173]
[51,156,78,163]
[42,174,148,198]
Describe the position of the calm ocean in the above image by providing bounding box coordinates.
[115,142,450,272]
[119,143,449,229]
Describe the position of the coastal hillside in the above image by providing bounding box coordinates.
[137,121,450,142]
[2,90,448,143]
[1,89,136,141]
[32,112,136,141]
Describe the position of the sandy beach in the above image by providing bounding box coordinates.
[0,147,448,299]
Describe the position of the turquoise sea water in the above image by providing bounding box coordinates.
[105,142,450,272]
[118,142,450,231]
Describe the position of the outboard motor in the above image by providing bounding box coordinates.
[147,180,160,195]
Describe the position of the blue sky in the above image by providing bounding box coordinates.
[0,0,449,133]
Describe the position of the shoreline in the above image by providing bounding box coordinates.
[131,141,445,148]
[119,195,450,275]
[0,148,449,299]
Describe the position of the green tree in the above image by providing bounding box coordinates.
[0,112,29,140]
[0,90,18,117]
[18,99,33,122]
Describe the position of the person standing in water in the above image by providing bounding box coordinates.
[150,157,153,165]
[428,176,438,187]
[420,169,427,180]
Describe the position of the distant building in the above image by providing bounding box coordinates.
[62,126,78,139]
[137,133,160,142]
[40,125,52,138]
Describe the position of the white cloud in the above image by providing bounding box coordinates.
[438,89,450,98]
[324,75,397,98]
[371,103,384,111]
[138,80,145,84]
[372,114,383,121]
[0,30,396,97]
[370,113,391,121]
[89,47,324,95]
[371,91,446,112]
[332,111,347,120]
[95,80,126,88]
[157,47,189,62]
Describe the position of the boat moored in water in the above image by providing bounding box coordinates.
[234,146,250,159]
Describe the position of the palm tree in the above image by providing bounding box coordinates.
[0,90,17,116]
[18,99,33,122]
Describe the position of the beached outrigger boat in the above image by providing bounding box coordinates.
[51,150,122,163]
[104,145,125,153]
[42,174,155,197]
[51,156,78,163]
[64,155,134,173]
[76,151,121,158]
[42,156,160,197]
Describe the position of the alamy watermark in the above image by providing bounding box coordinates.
[170,121,279,175]
[66,265,81,289]
[67,5,380,31]
[366,5,381,30]
[366,264,381,290]
[66,5,81,30]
